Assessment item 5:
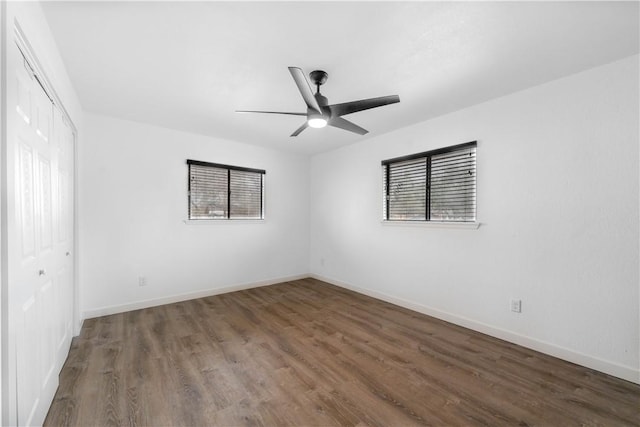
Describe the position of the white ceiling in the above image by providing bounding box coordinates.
[41,1,639,155]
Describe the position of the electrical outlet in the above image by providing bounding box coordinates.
[138,276,147,287]
[320,257,325,267]
[510,299,522,313]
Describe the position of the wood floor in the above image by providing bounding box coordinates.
[45,278,640,426]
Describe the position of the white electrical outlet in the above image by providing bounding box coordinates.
[510,299,522,313]
[138,276,147,287]
[320,257,325,267]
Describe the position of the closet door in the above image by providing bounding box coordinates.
[8,40,74,427]
[53,106,74,369]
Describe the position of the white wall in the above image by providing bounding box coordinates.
[0,2,5,421]
[79,113,310,317]
[309,55,639,383]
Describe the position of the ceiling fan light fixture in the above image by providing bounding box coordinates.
[308,117,327,128]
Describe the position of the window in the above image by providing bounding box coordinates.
[187,159,265,220]
[382,141,476,222]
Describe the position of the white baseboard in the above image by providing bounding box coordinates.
[82,274,309,320]
[310,273,640,385]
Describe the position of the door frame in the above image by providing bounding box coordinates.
[0,0,7,422]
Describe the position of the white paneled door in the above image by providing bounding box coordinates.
[8,40,75,426]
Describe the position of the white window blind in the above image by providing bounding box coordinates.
[187,160,265,220]
[382,141,476,222]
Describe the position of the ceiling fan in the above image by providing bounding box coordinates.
[236,67,400,137]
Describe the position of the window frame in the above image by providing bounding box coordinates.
[187,159,265,221]
[381,141,477,223]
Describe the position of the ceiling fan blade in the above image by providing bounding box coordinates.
[235,110,307,116]
[329,95,400,117]
[290,122,309,137]
[288,67,322,114]
[329,116,368,135]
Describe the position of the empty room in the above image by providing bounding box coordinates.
[1,1,639,426]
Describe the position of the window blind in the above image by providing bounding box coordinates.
[382,141,476,222]
[230,169,263,218]
[187,160,265,220]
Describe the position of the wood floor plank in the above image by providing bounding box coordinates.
[45,278,640,426]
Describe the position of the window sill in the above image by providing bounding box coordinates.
[381,220,480,229]
[183,219,265,225]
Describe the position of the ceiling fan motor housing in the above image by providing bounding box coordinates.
[314,93,329,108]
